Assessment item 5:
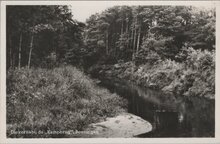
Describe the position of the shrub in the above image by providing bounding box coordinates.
[7,66,127,138]
[135,50,161,65]
[164,48,215,98]
[89,47,215,99]
[183,48,215,99]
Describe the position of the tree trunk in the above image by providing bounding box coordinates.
[18,33,22,69]
[9,35,13,69]
[121,20,124,35]
[133,17,138,56]
[28,34,34,69]
[126,17,129,52]
[131,27,135,61]
[114,34,117,58]
[136,27,141,54]
[133,28,137,59]
[130,25,134,52]
[9,45,12,68]
[106,31,109,55]
[12,54,15,69]
[126,15,129,34]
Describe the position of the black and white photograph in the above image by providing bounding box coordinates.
[0,0,219,143]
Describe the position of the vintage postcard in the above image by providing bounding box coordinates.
[0,1,220,143]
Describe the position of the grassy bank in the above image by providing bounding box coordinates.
[91,48,215,99]
[7,66,127,138]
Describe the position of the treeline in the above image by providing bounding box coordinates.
[6,6,85,69]
[7,6,215,70]
[84,6,215,67]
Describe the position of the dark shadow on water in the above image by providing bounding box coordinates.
[97,77,215,137]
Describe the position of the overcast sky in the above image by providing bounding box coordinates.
[69,1,117,22]
[69,1,216,22]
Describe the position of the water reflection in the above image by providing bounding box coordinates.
[98,78,215,137]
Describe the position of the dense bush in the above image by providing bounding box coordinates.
[148,48,214,99]
[7,66,127,138]
[182,48,215,98]
[94,47,215,99]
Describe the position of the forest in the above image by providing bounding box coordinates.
[6,5,215,138]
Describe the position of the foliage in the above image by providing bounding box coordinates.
[181,48,215,98]
[84,6,215,65]
[94,47,215,99]
[6,6,85,69]
[7,66,127,138]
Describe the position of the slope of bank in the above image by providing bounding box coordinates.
[6,66,128,138]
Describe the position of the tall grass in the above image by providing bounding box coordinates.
[7,66,127,138]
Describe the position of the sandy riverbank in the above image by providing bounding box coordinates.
[86,113,152,138]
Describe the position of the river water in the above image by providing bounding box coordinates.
[97,77,215,137]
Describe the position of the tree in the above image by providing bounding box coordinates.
[83,5,215,66]
[7,5,85,69]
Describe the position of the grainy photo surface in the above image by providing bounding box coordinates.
[5,2,215,138]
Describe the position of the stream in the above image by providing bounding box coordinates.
[97,77,215,137]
